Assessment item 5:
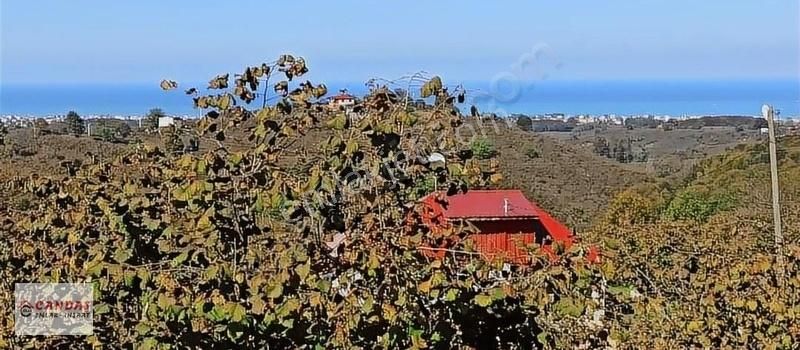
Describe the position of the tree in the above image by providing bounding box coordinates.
[594,137,611,158]
[144,108,165,131]
[91,119,132,142]
[97,126,114,142]
[611,138,634,163]
[636,146,649,163]
[117,122,132,139]
[525,147,540,159]
[516,115,533,131]
[65,111,85,135]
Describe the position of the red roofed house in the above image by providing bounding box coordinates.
[329,90,357,110]
[418,190,591,264]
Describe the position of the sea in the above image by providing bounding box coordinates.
[1,80,798,118]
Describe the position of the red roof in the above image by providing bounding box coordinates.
[332,93,356,101]
[426,190,540,220]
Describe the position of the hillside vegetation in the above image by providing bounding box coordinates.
[1,55,797,348]
[587,135,800,348]
[476,121,650,228]
[1,57,611,349]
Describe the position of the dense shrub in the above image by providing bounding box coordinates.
[470,137,495,159]
[603,183,670,226]
[516,115,533,131]
[664,189,735,222]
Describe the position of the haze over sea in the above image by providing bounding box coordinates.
[1,79,798,118]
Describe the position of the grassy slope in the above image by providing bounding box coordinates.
[458,118,652,229]
[586,136,800,347]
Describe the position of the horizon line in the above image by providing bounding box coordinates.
[2,77,799,87]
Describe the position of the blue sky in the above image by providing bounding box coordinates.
[1,0,798,85]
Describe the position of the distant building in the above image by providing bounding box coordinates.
[329,90,357,110]
[158,116,175,128]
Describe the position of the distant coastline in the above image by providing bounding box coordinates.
[2,79,798,118]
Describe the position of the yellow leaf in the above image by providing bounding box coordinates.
[267,283,283,299]
[295,262,311,281]
[490,173,504,184]
[345,139,359,154]
[368,252,380,271]
[474,294,493,307]
[21,243,36,255]
[418,280,432,294]
[382,304,398,323]
[687,320,703,333]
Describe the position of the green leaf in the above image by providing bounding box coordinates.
[474,294,493,307]
[139,337,159,350]
[687,320,703,333]
[277,298,300,318]
[554,297,585,317]
[94,303,110,315]
[267,283,283,299]
[113,248,132,263]
[317,279,331,293]
[607,285,634,297]
[171,251,189,267]
[421,76,442,98]
[490,287,506,301]
[327,113,347,130]
[362,295,374,314]
[444,289,459,302]
[295,262,310,280]
[345,139,359,154]
[228,302,247,323]
[135,322,151,335]
[537,332,549,346]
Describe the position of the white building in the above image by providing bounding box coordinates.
[158,116,175,128]
[329,90,357,110]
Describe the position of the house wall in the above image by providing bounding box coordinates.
[471,219,549,243]
[468,219,549,264]
[469,233,535,264]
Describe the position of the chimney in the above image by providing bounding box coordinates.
[503,198,509,216]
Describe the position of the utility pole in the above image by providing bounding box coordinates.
[762,104,784,283]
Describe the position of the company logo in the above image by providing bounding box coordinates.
[15,283,94,336]
[18,301,32,317]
